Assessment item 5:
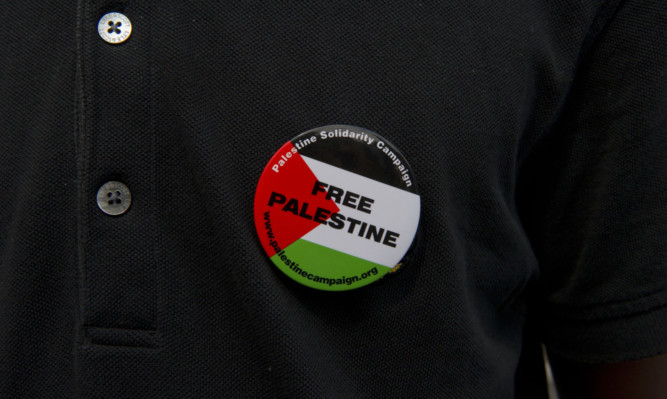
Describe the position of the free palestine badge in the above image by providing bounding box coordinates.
[254,125,420,291]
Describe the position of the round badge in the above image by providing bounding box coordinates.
[254,125,420,291]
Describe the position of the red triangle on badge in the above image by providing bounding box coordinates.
[254,142,340,256]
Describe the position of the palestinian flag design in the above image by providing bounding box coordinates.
[254,125,420,291]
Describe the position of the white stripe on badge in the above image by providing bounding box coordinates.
[300,156,420,268]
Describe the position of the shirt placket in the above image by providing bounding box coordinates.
[76,1,158,348]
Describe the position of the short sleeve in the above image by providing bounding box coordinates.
[519,0,667,363]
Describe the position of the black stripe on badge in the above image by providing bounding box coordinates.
[293,125,416,192]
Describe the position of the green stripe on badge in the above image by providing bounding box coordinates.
[271,239,391,291]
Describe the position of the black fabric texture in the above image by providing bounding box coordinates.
[1,1,665,398]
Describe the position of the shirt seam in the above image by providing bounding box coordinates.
[546,288,667,322]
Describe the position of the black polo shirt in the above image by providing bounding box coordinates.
[1,1,665,397]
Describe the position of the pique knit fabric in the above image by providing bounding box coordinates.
[1,1,665,398]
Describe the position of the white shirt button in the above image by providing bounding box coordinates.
[97,181,132,216]
[98,12,132,44]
